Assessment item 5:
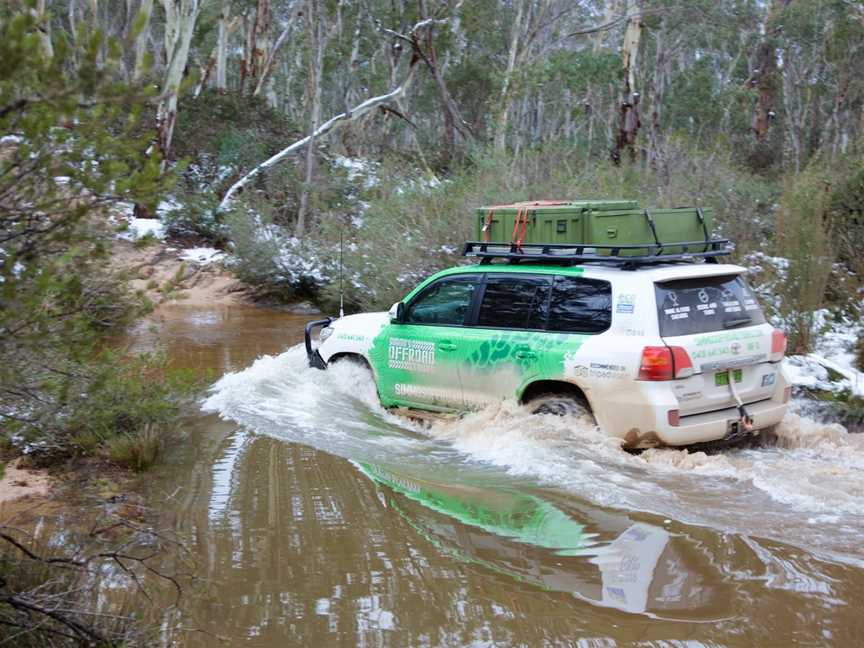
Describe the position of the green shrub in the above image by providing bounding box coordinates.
[162,189,227,243]
[3,349,200,468]
[104,423,165,471]
[315,145,777,312]
[774,162,837,353]
[830,161,864,275]
[856,336,864,373]
[225,202,336,301]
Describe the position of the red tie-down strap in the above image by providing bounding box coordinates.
[516,207,531,250]
[510,206,533,251]
[484,200,569,248]
[510,206,524,248]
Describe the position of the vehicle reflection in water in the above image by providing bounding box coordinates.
[356,462,726,618]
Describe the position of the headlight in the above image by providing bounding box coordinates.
[318,326,334,343]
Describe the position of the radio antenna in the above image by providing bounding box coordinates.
[339,229,344,319]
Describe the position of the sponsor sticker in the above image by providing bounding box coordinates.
[394,383,461,402]
[761,373,776,387]
[389,338,435,373]
[570,361,627,380]
[616,293,636,314]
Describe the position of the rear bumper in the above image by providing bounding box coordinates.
[598,367,790,448]
[657,398,788,446]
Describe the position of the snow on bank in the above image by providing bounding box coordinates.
[786,311,863,397]
[117,217,166,241]
[180,247,225,265]
[334,155,380,190]
[111,201,167,241]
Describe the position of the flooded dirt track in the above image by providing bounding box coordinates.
[61,307,864,644]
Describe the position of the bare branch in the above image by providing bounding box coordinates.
[218,17,442,211]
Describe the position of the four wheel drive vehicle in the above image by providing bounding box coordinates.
[305,220,791,450]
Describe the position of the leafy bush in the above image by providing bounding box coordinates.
[5,350,199,468]
[314,145,779,312]
[225,203,337,301]
[161,189,227,243]
[774,162,837,353]
[830,162,864,275]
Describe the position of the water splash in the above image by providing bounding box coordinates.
[203,344,864,562]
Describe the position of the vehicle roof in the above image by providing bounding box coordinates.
[431,262,747,281]
[401,261,749,303]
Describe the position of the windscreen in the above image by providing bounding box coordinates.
[654,274,766,337]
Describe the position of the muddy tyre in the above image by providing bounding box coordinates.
[529,395,594,423]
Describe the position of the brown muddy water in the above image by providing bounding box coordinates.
[21,306,864,645]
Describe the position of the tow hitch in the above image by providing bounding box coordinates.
[304,318,332,369]
[726,368,754,432]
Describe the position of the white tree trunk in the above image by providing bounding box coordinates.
[216,0,233,91]
[157,0,200,167]
[252,15,296,98]
[34,0,54,60]
[133,0,154,81]
[493,0,525,152]
[612,0,643,164]
[248,0,272,92]
[295,0,325,237]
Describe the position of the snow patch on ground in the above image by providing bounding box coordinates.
[119,218,166,241]
[786,310,863,396]
[179,247,225,265]
[334,156,380,190]
[0,134,23,146]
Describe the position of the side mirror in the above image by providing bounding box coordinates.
[389,301,405,324]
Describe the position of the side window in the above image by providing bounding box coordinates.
[548,277,612,334]
[476,275,551,329]
[405,277,478,325]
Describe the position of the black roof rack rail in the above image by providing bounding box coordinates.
[462,238,731,270]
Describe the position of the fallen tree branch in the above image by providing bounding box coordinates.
[218,18,437,212]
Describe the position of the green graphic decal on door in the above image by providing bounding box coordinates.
[369,324,590,410]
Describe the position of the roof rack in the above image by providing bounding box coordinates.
[463,238,731,270]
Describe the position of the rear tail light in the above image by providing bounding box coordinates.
[638,346,694,381]
[670,346,694,379]
[667,409,680,426]
[770,329,787,362]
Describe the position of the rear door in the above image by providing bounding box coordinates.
[458,273,552,407]
[654,274,779,415]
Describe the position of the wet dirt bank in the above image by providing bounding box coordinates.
[111,238,253,310]
[0,458,52,506]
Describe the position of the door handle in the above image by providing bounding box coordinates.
[514,346,536,360]
[437,341,457,351]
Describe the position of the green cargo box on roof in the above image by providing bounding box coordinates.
[474,200,715,257]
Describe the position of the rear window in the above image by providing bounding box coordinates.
[547,277,612,334]
[476,276,550,329]
[654,275,766,337]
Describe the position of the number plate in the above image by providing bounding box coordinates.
[715,369,743,386]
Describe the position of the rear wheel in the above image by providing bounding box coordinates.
[528,394,594,424]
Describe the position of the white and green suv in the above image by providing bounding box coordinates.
[305,261,790,449]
